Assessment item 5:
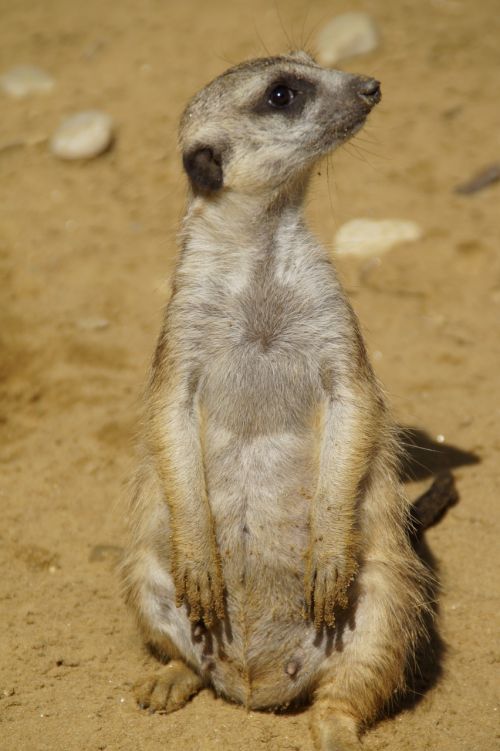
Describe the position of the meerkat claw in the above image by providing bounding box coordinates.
[306,555,358,628]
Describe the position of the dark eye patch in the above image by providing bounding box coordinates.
[252,74,316,117]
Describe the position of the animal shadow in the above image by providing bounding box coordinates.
[384,426,480,718]
[399,425,479,483]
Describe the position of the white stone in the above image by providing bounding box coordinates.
[316,13,379,67]
[50,110,114,160]
[76,317,110,331]
[0,65,55,98]
[334,219,423,258]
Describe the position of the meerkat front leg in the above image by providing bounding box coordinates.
[148,335,225,627]
[305,374,382,629]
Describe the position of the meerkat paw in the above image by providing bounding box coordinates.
[305,549,358,629]
[173,547,225,627]
[134,660,203,714]
[311,705,362,751]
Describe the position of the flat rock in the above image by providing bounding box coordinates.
[316,13,379,67]
[50,110,114,160]
[335,218,422,258]
[76,317,110,331]
[0,65,55,98]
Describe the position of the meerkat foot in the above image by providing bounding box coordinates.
[134,660,203,714]
[311,704,362,751]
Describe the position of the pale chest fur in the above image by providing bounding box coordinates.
[195,262,327,553]
[176,231,344,434]
[173,232,344,509]
[175,237,341,501]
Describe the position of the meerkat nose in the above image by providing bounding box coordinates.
[357,77,381,107]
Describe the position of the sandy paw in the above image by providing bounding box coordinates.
[134,660,203,713]
[173,543,225,627]
[305,552,358,629]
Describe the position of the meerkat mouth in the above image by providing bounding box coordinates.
[316,112,369,154]
[338,114,369,139]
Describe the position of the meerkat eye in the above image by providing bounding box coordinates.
[268,85,295,108]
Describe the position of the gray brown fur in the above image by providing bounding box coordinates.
[121,52,431,750]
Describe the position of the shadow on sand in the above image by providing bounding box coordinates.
[384,426,480,718]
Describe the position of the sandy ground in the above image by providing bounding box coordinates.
[1,1,499,749]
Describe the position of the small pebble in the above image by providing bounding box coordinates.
[0,65,55,98]
[335,218,422,258]
[55,658,80,667]
[82,39,106,60]
[316,13,379,67]
[77,317,110,331]
[50,110,114,160]
[454,163,500,195]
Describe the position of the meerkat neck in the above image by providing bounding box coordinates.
[181,174,313,260]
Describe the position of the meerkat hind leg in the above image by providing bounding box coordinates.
[134,660,203,714]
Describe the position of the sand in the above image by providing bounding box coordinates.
[1,1,499,749]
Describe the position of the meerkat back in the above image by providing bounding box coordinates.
[122,52,430,751]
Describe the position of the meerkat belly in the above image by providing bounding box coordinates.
[196,349,327,707]
[208,431,326,707]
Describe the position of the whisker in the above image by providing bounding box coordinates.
[339,141,367,165]
[298,0,312,51]
[252,20,272,57]
[302,11,334,59]
[214,51,239,68]
[398,441,442,454]
[273,0,294,51]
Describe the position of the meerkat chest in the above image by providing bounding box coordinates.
[194,271,333,434]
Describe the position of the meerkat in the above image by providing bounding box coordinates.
[122,51,432,751]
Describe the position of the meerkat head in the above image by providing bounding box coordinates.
[180,51,380,197]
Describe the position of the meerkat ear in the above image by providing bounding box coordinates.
[183,146,223,192]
